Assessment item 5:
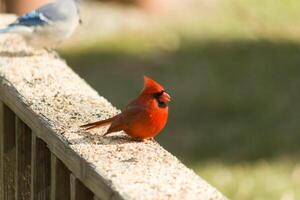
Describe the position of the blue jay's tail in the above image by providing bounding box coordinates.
[0,25,32,35]
[0,27,10,34]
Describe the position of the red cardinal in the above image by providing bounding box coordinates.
[80,76,171,140]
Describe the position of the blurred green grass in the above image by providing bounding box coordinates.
[60,0,300,199]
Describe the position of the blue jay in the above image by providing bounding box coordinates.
[0,0,81,49]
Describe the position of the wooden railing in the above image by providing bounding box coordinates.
[0,15,227,200]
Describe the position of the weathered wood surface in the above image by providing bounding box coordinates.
[70,174,94,200]
[0,103,16,200]
[31,134,51,200]
[50,154,70,200]
[0,103,2,200]
[15,117,32,200]
[0,15,227,200]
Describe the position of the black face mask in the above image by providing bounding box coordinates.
[153,91,168,108]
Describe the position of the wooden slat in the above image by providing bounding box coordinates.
[31,134,51,200]
[0,103,3,200]
[15,117,32,200]
[70,174,93,200]
[51,154,70,200]
[0,102,16,200]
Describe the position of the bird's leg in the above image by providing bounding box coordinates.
[132,137,145,142]
[44,47,52,53]
[44,47,60,58]
[34,49,47,56]
[148,137,156,142]
[132,137,156,143]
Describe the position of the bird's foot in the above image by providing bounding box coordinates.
[132,137,156,143]
[44,48,60,58]
[34,49,47,56]
[132,137,145,142]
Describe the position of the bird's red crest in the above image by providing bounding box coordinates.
[143,76,164,92]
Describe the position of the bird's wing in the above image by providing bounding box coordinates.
[10,11,52,27]
[107,105,147,133]
[8,0,80,28]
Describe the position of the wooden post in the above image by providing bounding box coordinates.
[15,117,32,200]
[0,103,3,200]
[0,102,3,200]
[0,102,16,200]
[5,0,49,15]
[51,154,70,200]
[70,174,94,200]
[31,134,51,200]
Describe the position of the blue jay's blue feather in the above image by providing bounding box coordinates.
[0,28,9,33]
[10,11,50,27]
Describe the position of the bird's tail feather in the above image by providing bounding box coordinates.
[0,27,10,34]
[80,116,116,131]
[0,26,32,35]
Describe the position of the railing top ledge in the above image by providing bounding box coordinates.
[0,15,226,200]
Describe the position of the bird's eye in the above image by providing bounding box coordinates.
[153,90,164,99]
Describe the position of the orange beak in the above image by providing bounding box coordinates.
[161,91,171,102]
